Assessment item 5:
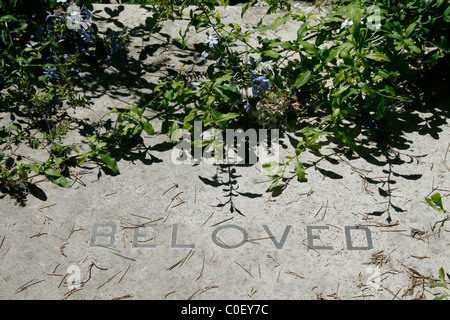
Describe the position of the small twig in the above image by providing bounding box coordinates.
[246,236,274,244]
[81,262,108,285]
[196,254,205,281]
[167,250,194,271]
[118,265,131,284]
[163,183,179,195]
[286,271,304,279]
[234,260,254,278]
[30,232,47,238]
[321,200,328,221]
[111,252,136,261]
[211,217,234,227]
[164,192,184,212]
[112,294,133,300]
[302,241,321,256]
[267,255,280,267]
[97,271,121,289]
[52,263,61,274]
[15,279,45,294]
[187,289,201,300]
[164,291,176,299]
[197,286,219,297]
[200,212,215,228]
[60,243,68,258]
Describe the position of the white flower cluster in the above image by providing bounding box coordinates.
[339,18,381,32]
[66,4,92,31]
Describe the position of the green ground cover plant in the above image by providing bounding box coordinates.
[0,0,449,206]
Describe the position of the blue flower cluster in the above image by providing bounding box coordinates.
[240,75,270,113]
[45,3,96,55]
[42,3,97,83]
[193,32,271,113]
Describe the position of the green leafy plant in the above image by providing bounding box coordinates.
[1,0,449,202]
[252,0,450,193]
[426,192,449,236]
[429,267,450,300]
[0,1,160,201]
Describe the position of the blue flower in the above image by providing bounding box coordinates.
[79,28,92,44]
[43,66,59,80]
[205,34,219,48]
[83,8,93,20]
[251,76,270,95]
[194,51,209,62]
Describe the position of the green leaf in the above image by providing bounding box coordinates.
[44,168,61,178]
[359,82,377,98]
[294,159,307,182]
[375,98,386,120]
[86,135,97,149]
[216,83,240,102]
[268,178,280,191]
[96,142,107,150]
[434,295,450,300]
[0,15,18,23]
[409,45,421,54]
[215,112,240,123]
[296,22,308,42]
[127,104,142,117]
[346,4,361,22]
[270,41,294,50]
[363,52,391,62]
[427,193,444,211]
[432,193,444,211]
[263,50,280,59]
[405,23,416,38]
[140,118,155,135]
[425,50,440,66]
[439,267,446,283]
[7,169,18,181]
[161,119,170,134]
[334,126,356,150]
[294,70,311,89]
[429,282,447,288]
[98,152,120,175]
[299,41,319,56]
[169,122,182,143]
[331,85,350,97]
[18,167,28,180]
[23,163,39,174]
[50,176,71,188]
[76,152,91,166]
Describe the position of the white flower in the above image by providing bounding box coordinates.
[256,60,275,75]
[205,34,219,48]
[57,0,67,2]
[66,5,82,30]
[341,18,354,29]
